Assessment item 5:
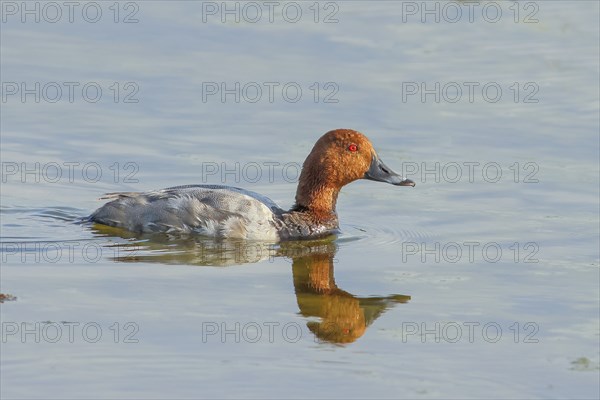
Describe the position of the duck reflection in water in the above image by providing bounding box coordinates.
[92,225,410,344]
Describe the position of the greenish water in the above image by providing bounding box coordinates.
[1,1,599,399]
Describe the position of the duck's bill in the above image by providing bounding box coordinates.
[364,155,415,187]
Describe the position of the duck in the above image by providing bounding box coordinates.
[89,129,415,241]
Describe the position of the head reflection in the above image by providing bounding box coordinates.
[282,241,410,344]
[92,224,410,344]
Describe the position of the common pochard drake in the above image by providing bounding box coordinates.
[89,129,415,240]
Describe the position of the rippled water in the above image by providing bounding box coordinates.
[1,1,599,399]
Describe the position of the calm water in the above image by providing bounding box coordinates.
[1,1,599,399]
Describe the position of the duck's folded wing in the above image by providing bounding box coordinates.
[90,185,281,240]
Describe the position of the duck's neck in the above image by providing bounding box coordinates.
[292,182,339,222]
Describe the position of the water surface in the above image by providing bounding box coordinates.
[1,1,599,399]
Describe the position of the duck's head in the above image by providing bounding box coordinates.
[294,129,414,217]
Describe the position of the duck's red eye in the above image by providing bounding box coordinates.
[347,144,358,152]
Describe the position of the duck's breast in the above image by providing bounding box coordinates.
[90,184,283,240]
